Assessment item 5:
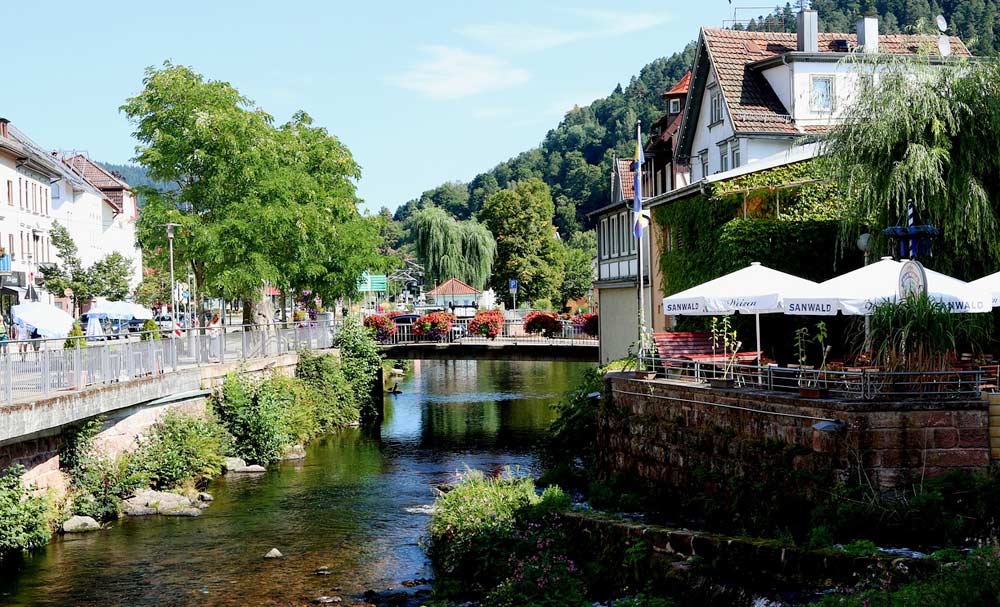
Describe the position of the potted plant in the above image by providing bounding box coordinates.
[524,311,562,339]
[468,309,504,340]
[708,316,741,388]
[797,322,832,398]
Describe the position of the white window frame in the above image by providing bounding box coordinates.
[610,214,618,257]
[719,144,729,173]
[51,183,61,199]
[731,140,740,169]
[699,150,709,179]
[669,98,681,114]
[810,75,834,112]
[600,218,608,259]
[619,211,628,256]
[710,91,724,124]
[629,211,637,254]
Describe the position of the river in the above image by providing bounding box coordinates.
[0,359,592,606]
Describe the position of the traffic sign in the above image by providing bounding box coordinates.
[509,279,518,292]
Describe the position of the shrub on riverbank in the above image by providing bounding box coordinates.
[428,469,580,605]
[211,373,293,466]
[296,350,360,429]
[334,319,383,423]
[815,548,1000,607]
[134,411,229,489]
[0,465,51,556]
[63,419,147,521]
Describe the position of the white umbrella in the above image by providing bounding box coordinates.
[662,262,820,364]
[11,302,74,339]
[784,257,991,316]
[86,300,154,321]
[970,271,1000,308]
[85,316,104,339]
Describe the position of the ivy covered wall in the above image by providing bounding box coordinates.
[654,159,860,297]
[652,160,863,362]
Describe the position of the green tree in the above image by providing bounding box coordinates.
[480,178,565,305]
[412,206,495,289]
[89,252,133,301]
[123,63,383,324]
[824,57,1000,279]
[559,231,596,306]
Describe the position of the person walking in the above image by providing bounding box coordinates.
[15,322,29,360]
[208,313,222,360]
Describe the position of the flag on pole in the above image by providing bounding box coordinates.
[633,123,645,239]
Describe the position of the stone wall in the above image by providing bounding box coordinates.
[0,350,318,494]
[601,373,990,491]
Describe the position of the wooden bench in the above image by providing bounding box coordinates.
[652,331,761,364]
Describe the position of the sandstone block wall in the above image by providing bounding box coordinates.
[601,373,990,490]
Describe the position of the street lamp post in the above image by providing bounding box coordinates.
[164,223,181,325]
[857,233,872,347]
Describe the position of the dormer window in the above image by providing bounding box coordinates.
[810,76,834,112]
[669,98,681,114]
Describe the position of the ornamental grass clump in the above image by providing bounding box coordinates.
[413,311,455,341]
[865,294,990,373]
[468,309,504,339]
[362,314,396,343]
[524,311,562,339]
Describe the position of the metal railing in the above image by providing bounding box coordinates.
[0,320,341,407]
[637,351,988,401]
[380,318,597,346]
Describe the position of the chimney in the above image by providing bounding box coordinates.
[856,16,879,53]
[0,118,8,139]
[797,9,819,52]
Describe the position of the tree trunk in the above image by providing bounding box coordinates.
[241,285,274,329]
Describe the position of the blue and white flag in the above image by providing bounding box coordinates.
[633,123,645,239]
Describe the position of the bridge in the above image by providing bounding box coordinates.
[377,319,599,362]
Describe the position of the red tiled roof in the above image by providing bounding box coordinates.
[64,154,131,191]
[615,158,635,200]
[427,278,480,297]
[701,28,971,134]
[664,71,691,97]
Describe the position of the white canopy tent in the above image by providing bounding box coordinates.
[662,262,820,364]
[784,257,992,316]
[970,271,1000,308]
[86,300,155,321]
[11,302,75,339]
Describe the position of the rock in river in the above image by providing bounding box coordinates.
[62,515,101,533]
[124,489,200,517]
[282,444,307,460]
[222,457,247,472]
[264,548,283,559]
[229,464,267,474]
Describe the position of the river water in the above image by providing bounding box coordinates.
[0,359,591,607]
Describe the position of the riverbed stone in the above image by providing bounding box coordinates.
[222,456,247,472]
[62,515,101,533]
[264,548,283,558]
[230,464,267,473]
[282,444,307,460]
[123,489,195,516]
[197,492,214,502]
[311,597,341,604]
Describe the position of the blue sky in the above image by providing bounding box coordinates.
[2,0,730,212]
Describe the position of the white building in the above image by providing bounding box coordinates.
[0,119,142,318]
[675,11,970,180]
[59,154,143,289]
[0,119,59,312]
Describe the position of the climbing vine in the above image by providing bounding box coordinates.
[654,160,860,297]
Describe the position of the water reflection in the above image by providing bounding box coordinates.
[0,359,591,607]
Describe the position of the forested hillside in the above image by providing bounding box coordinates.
[394,0,1000,247]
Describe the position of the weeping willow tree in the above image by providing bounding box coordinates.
[823,55,1000,280]
[413,206,495,289]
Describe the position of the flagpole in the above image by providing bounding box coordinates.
[635,121,645,362]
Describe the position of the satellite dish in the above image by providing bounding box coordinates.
[936,14,948,33]
[938,35,952,57]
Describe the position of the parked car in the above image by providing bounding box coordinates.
[128,318,147,333]
[391,314,420,326]
[155,314,176,335]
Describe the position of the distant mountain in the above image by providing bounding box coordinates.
[97,162,175,207]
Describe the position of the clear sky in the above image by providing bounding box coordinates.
[2,0,731,213]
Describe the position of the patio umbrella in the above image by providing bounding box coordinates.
[662,262,820,364]
[87,301,155,321]
[11,302,74,339]
[85,316,104,339]
[784,257,991,316]
[970,271,1000,308]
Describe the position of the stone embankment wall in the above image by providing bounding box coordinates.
[600,373,989,490]
[1,351,311,493]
